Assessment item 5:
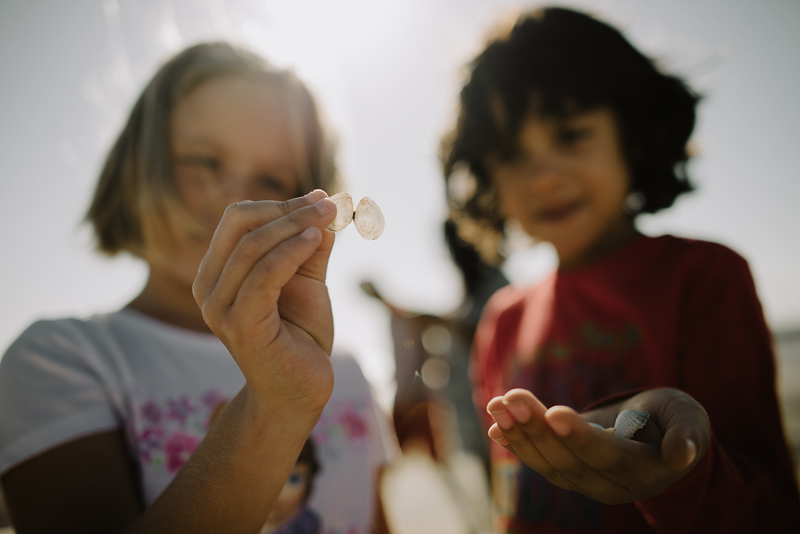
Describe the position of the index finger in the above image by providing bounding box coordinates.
[194,190,331,302]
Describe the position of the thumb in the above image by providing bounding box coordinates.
[662,428,700,472]
[658,394,709,472]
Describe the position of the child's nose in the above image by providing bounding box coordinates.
[204,173,251,224]
[220,172,252,204]
[521,159,564,190]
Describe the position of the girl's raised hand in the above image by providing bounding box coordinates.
[192,190,338,416]
[486,387,710,504]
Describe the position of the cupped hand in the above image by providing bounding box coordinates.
[192,190,338,415]
[486,387,710,504]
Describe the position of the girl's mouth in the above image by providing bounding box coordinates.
[537,201,582,222]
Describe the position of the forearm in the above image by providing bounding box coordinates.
[125,386,322,534]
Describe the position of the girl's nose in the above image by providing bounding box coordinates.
[521,158,564,191]
[202,172,251,226]
[219,171,252,204]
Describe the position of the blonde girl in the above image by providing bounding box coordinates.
[0,42,393,534]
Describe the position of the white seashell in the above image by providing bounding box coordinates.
[588,409,650,439]
[611,409,649,439]
[353,197,385,240]
[326,192,354,231]
[588,422,615,434]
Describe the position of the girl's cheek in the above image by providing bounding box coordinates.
[495,187,520,220]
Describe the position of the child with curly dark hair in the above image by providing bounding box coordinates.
[441,6,800,533]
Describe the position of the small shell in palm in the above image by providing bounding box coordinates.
[326,192,355,231]
[612,409,649,439]
[353,197,385,240]
[588,409,650,440]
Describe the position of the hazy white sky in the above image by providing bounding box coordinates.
[1,0,799,405]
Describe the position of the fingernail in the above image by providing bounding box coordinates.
[300,227,319,240]
[314,198,334,215]
[488,409,515,430]
[549,419,571,437]
[305,189,327,202]
[685,438,697,467]
[489,432,509,446]
[503,400,531,424]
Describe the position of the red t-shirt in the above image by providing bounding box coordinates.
[472,234,800,533]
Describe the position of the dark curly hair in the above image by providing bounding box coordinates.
[440,7,700,264]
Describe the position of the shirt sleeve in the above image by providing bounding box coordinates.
[0,319,120,473]
[635,246,800,532]
[469,291,506,432]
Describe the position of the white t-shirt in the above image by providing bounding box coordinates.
[0,309,396,534]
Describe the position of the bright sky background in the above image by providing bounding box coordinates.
[1,0,799,408]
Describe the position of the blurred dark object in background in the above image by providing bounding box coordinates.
[362,218,508,471]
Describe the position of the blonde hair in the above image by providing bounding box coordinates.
[86,42,341,257]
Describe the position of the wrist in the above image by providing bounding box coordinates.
[239,382,328,431]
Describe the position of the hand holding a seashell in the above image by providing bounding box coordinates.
[486,387,710,505]
[192,190,338,417]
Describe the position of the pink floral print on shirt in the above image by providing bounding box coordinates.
[164,431,202,473]
[133,390,228,472]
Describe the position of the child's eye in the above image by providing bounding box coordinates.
[558,127,592,146]
[493,148,525,167]
[499,152,521,164]
[286,471,307,487]
[257,175,291,195]
[180,155,220,173]
[194,156,220,171]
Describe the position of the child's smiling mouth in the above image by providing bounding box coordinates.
[537,200,583,223]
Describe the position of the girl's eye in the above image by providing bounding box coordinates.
[489,147,526,169]
[497,149,523,165]
[189,156,220,171]
[258,175,291,194]
[286,471,307,487]
[558,126,591,145]
[178,155,220,174]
